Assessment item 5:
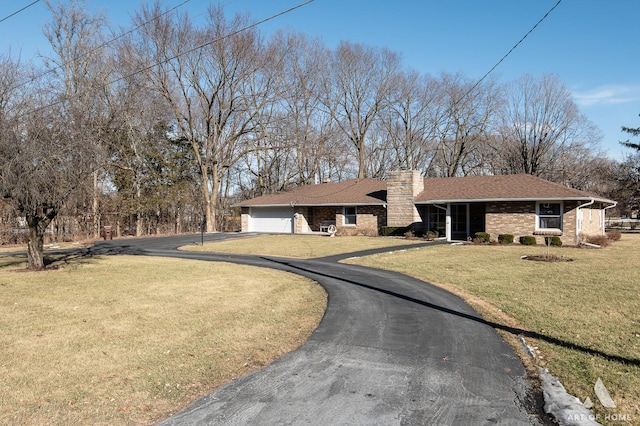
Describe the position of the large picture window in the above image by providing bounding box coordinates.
[343,207,357,225]
[537,202,562,230]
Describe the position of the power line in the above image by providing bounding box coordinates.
[112,0,315,86]
[462,0,563,100]
[13,0,191,91]
[0,0,42,24]
[20,0,315,118]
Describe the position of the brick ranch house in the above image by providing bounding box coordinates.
[235,170,617,244]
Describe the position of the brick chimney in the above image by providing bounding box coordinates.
[386,170,424,227]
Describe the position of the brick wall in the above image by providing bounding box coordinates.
[310,206,336,230]
[337,205,386,236]
[241,207,249,232]
[387,170,423,227]
[485,201,536,241]
[486,201,597,245]
[578,205,605,238]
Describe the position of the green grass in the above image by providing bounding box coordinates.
[182,234,424,258]
[0,255,326,425]
[346,236,640,424]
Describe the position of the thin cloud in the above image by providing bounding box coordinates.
[573,84,640,106]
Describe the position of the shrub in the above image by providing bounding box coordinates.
[475,232,490,243]
[607,229,622,241]
[545,236,562,246]
[519,235,537,245]
[380,226,407,236]
[425,230,438,241]
[584,234,610,247]
[498,234,514,244]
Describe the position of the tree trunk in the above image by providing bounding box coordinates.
[25,214,48,270]
[135,181,143,236]
[357,141,366,179]
[210,162,220,232]
[200,163,216,233]
[93,170,100,239]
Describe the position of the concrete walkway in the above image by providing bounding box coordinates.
[88,234,546,425]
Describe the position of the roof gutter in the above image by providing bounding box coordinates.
[575,199,619,245]
[416,196,615,205]
[603,200,618,232]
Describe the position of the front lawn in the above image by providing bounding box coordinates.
[182,234,423,258]
[0,255,326,425]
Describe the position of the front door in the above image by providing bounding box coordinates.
[469,203,486,237]
[451,204,468,240]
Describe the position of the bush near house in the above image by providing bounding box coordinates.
[425,230,439,241]
[545,236,562,246]
[584,234,610,247]
[474,232,490,243]
[380,226,408,236]
[606,229,622,241]
[519,235,537,245]
[498,234,514,244]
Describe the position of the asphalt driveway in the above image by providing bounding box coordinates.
[89,234,545,425]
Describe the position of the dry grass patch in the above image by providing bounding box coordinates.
[347,237,640,424]
[182,234,422,258]
[0,255,326,425]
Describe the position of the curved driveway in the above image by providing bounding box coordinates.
[88,234,544,425]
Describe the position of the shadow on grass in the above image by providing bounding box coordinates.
[1,243,148,271]
[43,244,148,269]
[0,255,27,270]
[271,258,640,368]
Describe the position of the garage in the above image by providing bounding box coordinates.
[248,207,294,233]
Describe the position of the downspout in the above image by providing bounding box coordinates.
[575,199,595,245]
[603,201,618,233]
[432,204,450,242]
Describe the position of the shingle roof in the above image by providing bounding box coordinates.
[415,174,614,204]
[235,178,387,207]
[235,174,615,207]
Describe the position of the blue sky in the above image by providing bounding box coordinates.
[2,0,639,161]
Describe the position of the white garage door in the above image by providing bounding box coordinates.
[249,207,294,233]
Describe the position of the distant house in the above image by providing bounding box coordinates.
[235,170,617,244]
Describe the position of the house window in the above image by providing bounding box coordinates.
[343,207,357,225]
[537,202,562,230]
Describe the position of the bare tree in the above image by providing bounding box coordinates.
[325,41,400,178]
[243,30,340,193]
[133,4,264,232]
[0,1,107,270]
[430,73,499,177]
[379,70,443,174]
[0,57,98,269]
[42,0,111,238]
[496,74,600,179]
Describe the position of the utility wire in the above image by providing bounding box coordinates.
[0,0,41,24]
[20,0,314,118]
[13,0,191,91]
[110,0,314,86]
[461,0,562,100]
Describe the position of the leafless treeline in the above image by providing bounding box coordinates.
[0,1,624,265]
